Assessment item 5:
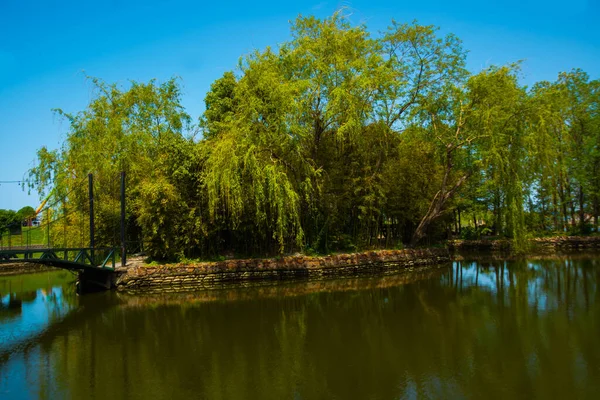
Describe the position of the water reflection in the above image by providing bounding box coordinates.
[0,271,77,355]
[1,258,599,399]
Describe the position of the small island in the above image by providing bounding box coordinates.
[14,14,598,270]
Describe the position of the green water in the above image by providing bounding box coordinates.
[1,257,600,399]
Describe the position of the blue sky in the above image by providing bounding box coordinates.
[1,0,598,210]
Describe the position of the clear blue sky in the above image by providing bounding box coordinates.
[1,0,598,210]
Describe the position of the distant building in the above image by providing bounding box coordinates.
[21,217,40,227]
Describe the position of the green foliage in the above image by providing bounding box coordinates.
[567,223,594,236]
[0,209,18,233]
[459,226,492,240]
[201,71,238,140]
[26,13,600,260]
[16,206,36,220]
[28,76,195,255]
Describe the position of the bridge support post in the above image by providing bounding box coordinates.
[88,173,95,263]
[78,269,118,293]
[46,209,50,247]
[120,171,126,267]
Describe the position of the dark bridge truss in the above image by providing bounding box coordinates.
[0,246,117,271]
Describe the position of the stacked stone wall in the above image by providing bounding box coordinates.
[117,248,450,292]
[448,236,600,253]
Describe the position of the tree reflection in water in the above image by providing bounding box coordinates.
[0,257,599,399]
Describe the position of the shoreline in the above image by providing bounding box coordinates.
[116,236,600,292]
[117,248,450,292]
[117,264,449,299]
[3,236,598,292]
[0,262,54,276]
[448,235,600,253]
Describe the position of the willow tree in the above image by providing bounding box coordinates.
[202,13,380,253]
[409,65,530,246]
[468,66,530,243]
[375,20,468,246]
[202,49,308,253]
[529,70,600,233]
[282,14,383,250]
[202,13,471,252]
[529,80,566,231]
[557,70,600,232]
[29,13,597,259]
[28,77,196,256]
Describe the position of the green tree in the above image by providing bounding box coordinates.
[27,12,600,259]
[529,70,599,234]
[0,209,18,233]
[410,65,530,246]
[28,77,195,257]
[16,206,36,221]
[201,71,238,140]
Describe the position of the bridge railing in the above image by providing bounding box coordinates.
[0,247,117,269]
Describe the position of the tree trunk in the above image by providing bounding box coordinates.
[579,185,585,231]
[540,194,546,231]
[594,161,600,232]
[559,177,568,231]
[566,180,576,228]
[410,145,469,246]
[593,194,599,232]
[552,186,559,231]
[454,210,459,235]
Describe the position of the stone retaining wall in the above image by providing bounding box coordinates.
[448,236,600,253]
[118,267,447,301]
[531,236,600,251]
[117,248,450,292]
[447,239,511,252]
[0,262,53,276]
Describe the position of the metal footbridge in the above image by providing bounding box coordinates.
[1,173,128,291]
[0,245,118,270]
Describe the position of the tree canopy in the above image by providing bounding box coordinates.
[28,13,600,260]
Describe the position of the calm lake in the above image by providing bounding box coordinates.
[1,256,599,399]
